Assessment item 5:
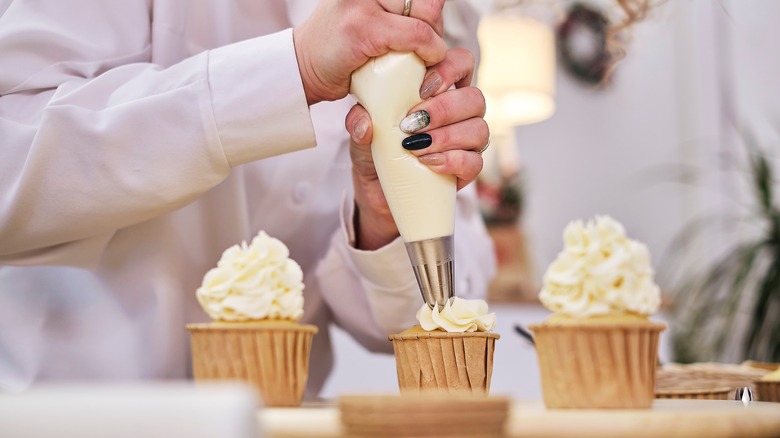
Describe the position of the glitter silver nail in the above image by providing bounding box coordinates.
[399,110,430,134]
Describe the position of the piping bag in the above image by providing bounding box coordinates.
[350,52,457,309]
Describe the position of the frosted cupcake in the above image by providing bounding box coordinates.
[529,216,666,409]
[389,297,499,395]
[186,231,317,407]
[755,367,780,403]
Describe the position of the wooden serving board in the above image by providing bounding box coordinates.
[259,399,780,438]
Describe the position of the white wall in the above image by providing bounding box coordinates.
[520,2,685,289]
[521,0,780,290]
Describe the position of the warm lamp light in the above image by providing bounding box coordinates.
[478,15,556,128]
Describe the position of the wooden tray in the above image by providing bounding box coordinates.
[259,399,780,438]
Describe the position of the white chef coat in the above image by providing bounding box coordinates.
[0,0,494,397]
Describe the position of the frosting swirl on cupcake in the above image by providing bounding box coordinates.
[416,297,496,332]
[196,231,304,322]
[539,216,661,318]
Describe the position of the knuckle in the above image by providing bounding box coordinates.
[413,20,431,43]
[431,97,450,124]
[464,50,476,72]
[436,128,451,148]
[452,47,473,64]
[450,150,466,171]
[424,0,444,21]
[477,119,490,142]
[470,87,487,116]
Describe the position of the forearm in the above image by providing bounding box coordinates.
[0,13,315,265]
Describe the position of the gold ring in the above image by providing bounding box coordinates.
[402,0,412,16]
[477,139,491,155]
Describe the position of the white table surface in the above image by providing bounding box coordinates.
[259,399,780,438]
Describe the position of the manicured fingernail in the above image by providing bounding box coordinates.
[352,119,369,142]
[402,133,432,150]
[420,72,442,99]
[399,110,430,134]
[418,153,445,166]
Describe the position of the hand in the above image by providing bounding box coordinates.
[294,0,447,106]
[345,48,488,250]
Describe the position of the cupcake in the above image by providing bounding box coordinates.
[755,367,780,402]
[186,231,317,407]
[389,297,500,395]
[529,216,666,409]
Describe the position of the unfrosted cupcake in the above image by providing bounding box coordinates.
[755,367,780,403]
[529,216,666,409]
[389,297,499,395]
[186,231,317,407]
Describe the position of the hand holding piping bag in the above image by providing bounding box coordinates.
[293,0,448,105]
[346,47,489,251]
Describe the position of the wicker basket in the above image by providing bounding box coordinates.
[656,362,773,400]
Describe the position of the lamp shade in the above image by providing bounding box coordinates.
[478,15,556,127]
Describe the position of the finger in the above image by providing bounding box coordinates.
[345,104,373,146]
[363,14,447,66]
[419,48,476,99]
[416,149,483,190]
[402,117,489,156]
[399,86,486,134]
[376,0,445,35]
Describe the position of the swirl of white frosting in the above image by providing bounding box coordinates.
[539,216,661,318]
[416,297,496,332]
[196,231,304,322]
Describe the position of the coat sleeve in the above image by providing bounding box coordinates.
[315,185,496,353]
[0,1,315,267]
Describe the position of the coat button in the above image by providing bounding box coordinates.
[293,182,311,203]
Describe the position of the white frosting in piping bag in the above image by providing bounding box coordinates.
[350,52,456,243]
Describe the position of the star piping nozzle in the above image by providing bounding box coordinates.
[405,235,454,310]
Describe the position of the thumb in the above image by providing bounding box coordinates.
[345,104,372,145]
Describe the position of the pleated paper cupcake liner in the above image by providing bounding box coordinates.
[529,320,665,409]
[388,331,500,395]
[755,381,780,403]
[187,322,317,407]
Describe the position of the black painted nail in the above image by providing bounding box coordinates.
[402,133,432,150]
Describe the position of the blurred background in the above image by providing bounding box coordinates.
[324,0,780,400]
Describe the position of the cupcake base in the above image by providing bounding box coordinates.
[755,381,780,403]
[529,319,665,409]
[388,329,500,395]
[186,321,317,407]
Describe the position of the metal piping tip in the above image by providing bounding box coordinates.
[735,387,753,405]
[405,235,454,309]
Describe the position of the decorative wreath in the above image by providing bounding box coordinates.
[557,3,612,86]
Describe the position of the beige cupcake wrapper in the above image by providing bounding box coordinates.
[529,321,665,409]
[339,394,510,438]
[388,331,500,395]
[654,387,732,400]
[187,322,317,407]
[754,381,780,403]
